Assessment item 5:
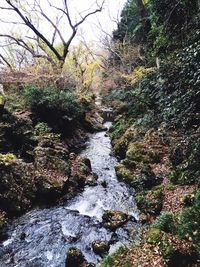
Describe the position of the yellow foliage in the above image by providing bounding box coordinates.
[121,66,156,85]
[0,95,5,106]
[0,153,16,162]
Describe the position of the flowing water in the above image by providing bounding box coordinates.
[0,117,139,267]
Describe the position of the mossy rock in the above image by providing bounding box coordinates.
[0,211,7,240]
[126,141,160,164]
[92,240,110,256]
[136,185,164,216]
[0,95,5,108]
[146,228,162,244]
[115,162,160,191]
[0,158,35,216]
[102,210,129,230]
[0,153,16,162]
[66,247,86,267]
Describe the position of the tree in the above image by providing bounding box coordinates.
[0,0,105,69]
[64,42,103,92]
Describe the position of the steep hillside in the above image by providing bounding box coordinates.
[101,0,200,266]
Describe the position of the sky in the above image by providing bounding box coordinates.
[0,0,127,45]
[73,0,127,43]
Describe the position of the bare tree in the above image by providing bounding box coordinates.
[0,0,105,68]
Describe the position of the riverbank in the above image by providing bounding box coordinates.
[99,85,200,266]
[0,85,106,240]
[0,105,141,266]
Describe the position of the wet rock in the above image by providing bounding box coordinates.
[69,156,97,189]
[80,157,92,170]
[65,247,94,267]
[20,232,26,240]
[69,152,76,160]
[92,240,110,256]
[139,213,148,224]
[85,174,98,186]
[109,233,119,245]
[102,210,130,230]
[0,156,35,216]
[0,211,7,240]
[66,247,85,266]
[101,180,107,188]
[84,111,106,132]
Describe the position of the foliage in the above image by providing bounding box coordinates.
[34,122,52,136]
[113,0,140,42]
[152,211,176,233]
[135,185,163,215]
[121,66,155,85]
[177,190,200,252]
[170,137,200,185]
[24,86,82,119]
[0,153,16,162]
[110,118,127,140]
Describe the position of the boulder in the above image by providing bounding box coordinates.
[65,247,94,267]
[0,155,35,216]
[92,240,110,256]
[102,210,130,230]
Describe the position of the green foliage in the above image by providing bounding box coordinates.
[148,0,199,54]
[177,190,200,252]
[136,185,163,215]
[110,119,126,140]
[24,86,82,119]
[170,137,200,185]
[0,95,5,106]
[152,211,176,233]
[34,122,52,136]
[113,0,140,42]
[101,246,127,267]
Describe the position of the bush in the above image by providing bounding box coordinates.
[177,190,200,252]
[24,86,82,119]
[152,211,176,233]
[136,186,163,215]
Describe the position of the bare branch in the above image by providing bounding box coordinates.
[6,0,63,61]
[0,53,13,70]
[74,0,105,28]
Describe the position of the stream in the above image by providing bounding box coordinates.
[0,114,139,267]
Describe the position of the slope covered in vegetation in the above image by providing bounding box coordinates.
[101,0,200,266]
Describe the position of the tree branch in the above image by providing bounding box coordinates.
[6,0,63,61]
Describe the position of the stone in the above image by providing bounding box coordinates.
[92,240,110,256]
[65,247,93,267]
[102,210,130,230]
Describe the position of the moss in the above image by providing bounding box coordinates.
[0,211,7,237]
[116,162,160,191]
[126,142,160,164]
[0,95,5,106]
[136,185,164,216]
[152,211,176,234]
[34,122,52,136]
[146,228,162,244]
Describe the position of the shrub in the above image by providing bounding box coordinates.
[136,186,163,215]
[152,211,176,233]
[24,86,82,119]
[177,190,200,252]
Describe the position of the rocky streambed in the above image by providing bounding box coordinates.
[0,119,139,266]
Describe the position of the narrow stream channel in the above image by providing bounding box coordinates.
[0,114,139,267]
